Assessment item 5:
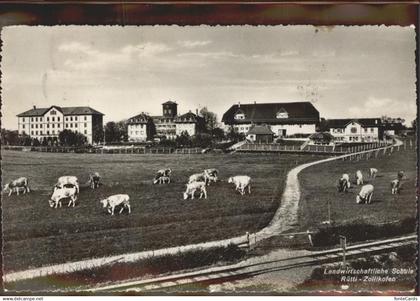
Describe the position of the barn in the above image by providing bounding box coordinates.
[222,101,320,138]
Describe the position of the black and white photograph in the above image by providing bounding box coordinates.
[1,22,417,295]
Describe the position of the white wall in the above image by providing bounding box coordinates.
[176,123,196,136]
[232,123,315,136]
[128,123,147,142]
[330,122,380,142]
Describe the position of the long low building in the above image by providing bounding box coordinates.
[222,101,320,137]
[326,118,383,142]
[17,105,104,144]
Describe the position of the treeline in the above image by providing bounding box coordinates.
[1,129,87,147]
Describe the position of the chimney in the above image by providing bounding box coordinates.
[254,101,256,105]
[196,109,198,116]
[33,105,36,110]
[238,102,241,108]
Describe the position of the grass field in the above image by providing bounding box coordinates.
[298,144,417,230]
[2,150,319,272]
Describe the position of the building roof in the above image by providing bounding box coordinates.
[174,111,203,123]
[247,125,274,135]
[162,101,178,105]
[17,106,104,117]
[326,118,382,128]
[127,113,151,124]
[222,102,320,124]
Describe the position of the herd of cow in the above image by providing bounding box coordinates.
[2,168,253,215]
[337,167,404,204]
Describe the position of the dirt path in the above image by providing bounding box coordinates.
[4,140,401,283]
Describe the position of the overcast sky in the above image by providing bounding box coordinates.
[1,25,416,129]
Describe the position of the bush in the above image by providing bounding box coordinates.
[311,217,416,247]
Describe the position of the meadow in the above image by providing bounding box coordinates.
[298,145,417,230]
[2,150,318,272]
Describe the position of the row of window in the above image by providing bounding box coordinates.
[28,129,88,136]
[130,131,146,136]
[22,116,89,122]
[332,127,375,134]
[130,124,145,129]
[24,123,88,129]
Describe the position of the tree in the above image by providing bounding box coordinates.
[192,133,213,148]
[226,126,245,143]
[1,129,19,145]
[411,118,417,131]
[92,123,104,145]
[59,129,87,146]
[211,127,225,141]
[104,122,120,143]
[175,131,192,147]
[199,107,218,133]
[116,120,128,142]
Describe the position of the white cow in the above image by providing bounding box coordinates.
[188,173,208,185]
[100,194,131,215]
[355,170,364,186]
[369,168,378,179]
[228,175,252,195]
[4,177,30,196]
[55,176,79,194]
[183,181,207,200]
[154,176,171,184]
[391,179,401,194]
[356,184,374,204]
[49,186,78,208]
[89,172,101,189]
[337,173,350,192]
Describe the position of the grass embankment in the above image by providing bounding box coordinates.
[5,244,247,292]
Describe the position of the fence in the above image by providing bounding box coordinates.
[2,145,204,155]
[237,140,393,154]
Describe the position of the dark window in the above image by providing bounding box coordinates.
[47,117,49,122]
[75,116,78,121]
[52,117,55,122]
[31,117,33,122]
[70,117,73,121]
[23,118,25,122]
[351,127,357,133]
[47,124,49,128]
[84,130,87,134]
[35,117,38,122]
[31,131,34,135]
[84,123,87,127]
[52,124,55,128]
[57,117,60,122]
[31,124,34,128]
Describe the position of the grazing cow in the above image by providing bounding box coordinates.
[355,170,364,185]
[88,172,101,189]
[49,186,78,208]
[337,174,350,193]
[153,168,172,184]
[55,176,79,194]
[188,173,208,185]
[228,175,252,195]
[356,184,374,204]
[391,179,401,194]
[154,175,171,184]
[204,169,219,185]
[100,194,131,215]
[4,177,30,196]
[397,170,404,180]
[369,168,378,179]
[183,181,207,200]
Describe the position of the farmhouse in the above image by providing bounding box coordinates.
[17,105,104,144]
[246,125,275,143]
[127,113,153,142]
[326,118,383,142]
[222,101,320,138]
[127,101,205,141]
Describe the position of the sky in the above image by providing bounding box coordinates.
[1,25,416,130]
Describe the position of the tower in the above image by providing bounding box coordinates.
[162,101,178,118]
